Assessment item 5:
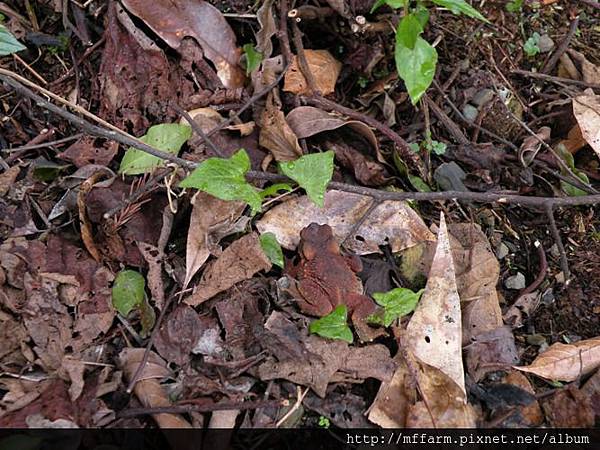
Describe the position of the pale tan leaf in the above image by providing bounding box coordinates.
[185,233,271,306]
[184,193,246,288]
[226,121,255,136]
[515,337,600,381]
[121,0,245,88]
[573,89,600,159]
[283,50,341,96]
[259,96,302,162]
[567,49,600,85]
[256,189,435,255]
[286,106,379,154]
[179,107,223,132]
[255,0,276,58]
[367,356,413,427]
[119,348,192,428]
[0,166,20,197]
[560,124,588,154]
[406,361,476,428]
[406,213,465,395]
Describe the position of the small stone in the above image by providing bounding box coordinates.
[526,334,548,346]
[538,34,555,53]
[462,104,479,121]
[549,243,560,258]
[496,242,509,260]
[472,89,495,107]
[505,272,526,290]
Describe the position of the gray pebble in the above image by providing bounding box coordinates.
[505,272,526,290]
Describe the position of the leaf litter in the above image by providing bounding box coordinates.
[2,0,600,433]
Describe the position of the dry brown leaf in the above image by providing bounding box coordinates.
[184,193,245,288]
[406,360,476,428]
[154,305,202,365]
[406,213,465,396]
[121,0,245,88]
[560,124,588,154]
[367,356,413,427]
[226,121,255,136]
[286,106,379,154]
[255,0,276,59]
[185,233,271,306]
[448,223,503,344]
[541,386,595,428]
[465,326,519,382]
[259,96,303,162]
[256,189,434,255]
[568,49,600,85]
[60,357,85,402]
[0,166,20,197]
[179,107,223,132]
[283,50,341,96]
[137,241,166,310]
[515,337,600,382]
[573,89,600,159]
[119,348,192,428]
[500,370,544,427]
[558,53,581,80]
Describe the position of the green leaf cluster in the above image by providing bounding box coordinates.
[556,144,590,197]
[524,32,541,57]
[180,150,334,214]
[506,0,523,13]
[309,305,354,343]
[0,23,26,56]
[242,43,263,75]
[260,232,284,268]
[372,0,487,105]
[112,270,155,337]
[368,287,424,327]
[119,123,192,175]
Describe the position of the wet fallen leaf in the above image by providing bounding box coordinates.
[573,89,600,159]
[256,189,435,255]
[0,165,20,197]
[258,311,393,397]
[154,305,202,366]
[504,291,540,329]
[498,370,544,427]
[406,213,465,395]
[326,140,390,187]
[286,106,379,154]
[184,192,245,288]
[185,232,271,306]
[258,96,303,162]
[581,369,600,418]
[465,326,519,382]
[58,137,118,168]
[119,348,192,428]
[283,50,341,95]
[541,385,595,428]
[515,337,600,381]
[121,0,245,88]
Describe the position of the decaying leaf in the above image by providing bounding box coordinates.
[283,50,342,95]
[258,96,303,162]
[154,305,202,365]
[560,124,588,155]
[0,166,20,197]
[406,360,477,428]
[255,0,277,58]
[406,213,465,396]
[184,192,246,288]
[185,233,271,306]
[121,0,245,88]
[573,89,600,159]
[515,337,600,382]
[567,49,600,85]
[286,106,379,154]
[541,385,595,428]
[367,356,413,427]
[465,326,519,382]
[119,348,192,428]
[258,312,394,397]
[256,189,435,255]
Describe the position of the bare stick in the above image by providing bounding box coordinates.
[541,16,580,75]
[545,203,571,283]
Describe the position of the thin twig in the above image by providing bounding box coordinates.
[170,103,225,157]
[118,399,287,418]
[5,71,600,211]
[515,240,548,301]
[3,133,83,152]
[512,69,600,92]
[541,16,579,75]
[291,21,319,94]
[341,198,381,248]
[205,69,288,138]
[544,203,571,283]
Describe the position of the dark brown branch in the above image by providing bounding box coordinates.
[4,70,600,211]
[545,204,571,282]
[512,69,600,92]
[516,240,548,301]
[118,399,287,418]
[541,16,580,75]
[170,102,225,157]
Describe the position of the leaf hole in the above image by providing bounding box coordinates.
[424,336,430,343]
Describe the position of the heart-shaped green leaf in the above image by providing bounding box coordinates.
[278,151,334,207]
[309,305,353,343]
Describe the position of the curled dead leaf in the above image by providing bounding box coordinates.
[185,233,271,306]
[515,337,600,382]
[259,96,303,162]
[121,0,245,88]
[573,89,600,159]
[286,106,379,154]
[283,50,341,96]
